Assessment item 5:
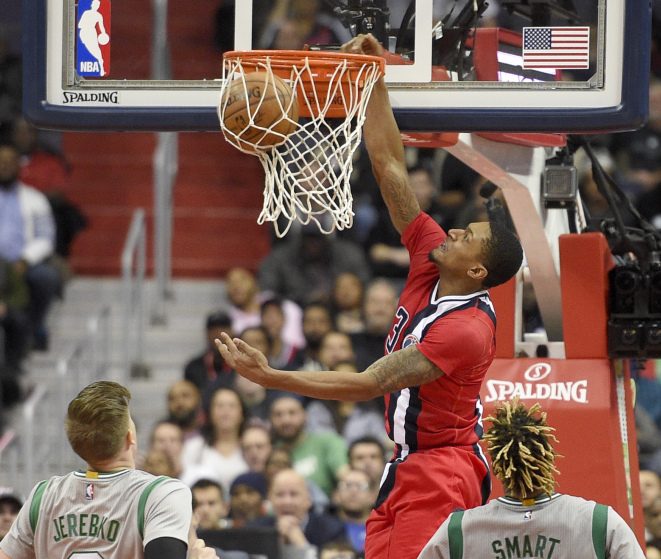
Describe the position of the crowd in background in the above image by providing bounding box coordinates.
[3,0,661,557]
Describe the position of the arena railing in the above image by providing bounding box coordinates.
[0,429,20,491]
[17,306,111,497]
[121,209,148,381]
[151,0,178,326]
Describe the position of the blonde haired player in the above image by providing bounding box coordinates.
[418,399,645,559]
[0,381,216,559]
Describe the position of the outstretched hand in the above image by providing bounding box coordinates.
[215,332,272,387]
[341,33,384,57]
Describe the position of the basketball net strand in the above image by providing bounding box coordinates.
[218,54,383,237]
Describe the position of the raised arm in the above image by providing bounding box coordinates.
[344,34,421,234]
[216,333,444,401]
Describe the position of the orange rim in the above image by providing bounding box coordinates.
[223,50,385,76]
[222,50,385,119]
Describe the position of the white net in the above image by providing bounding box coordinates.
[218,51,384,237]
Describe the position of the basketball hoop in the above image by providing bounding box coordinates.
[218,50,385,237]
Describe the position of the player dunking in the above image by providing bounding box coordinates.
[0,381,216,559]
[216,33,524,559]
[419,399,645,558]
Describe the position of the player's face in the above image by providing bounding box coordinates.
[428,222,490,277]
[193,487,227,530]
[241,428,272,472]
[270,398,306,442]
[349,443,385,483]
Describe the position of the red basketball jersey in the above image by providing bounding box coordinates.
[383,213,496,458]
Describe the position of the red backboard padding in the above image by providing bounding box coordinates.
[490,277,517,358]
[560,233,614,358]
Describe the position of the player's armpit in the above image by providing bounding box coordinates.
[365,344,444,393]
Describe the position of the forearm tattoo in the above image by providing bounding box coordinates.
[379,165,420,231]
[365,345,444,394]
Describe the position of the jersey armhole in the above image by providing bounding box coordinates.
[28,480,49,533]
[137,476,169,540]
[591,503,608,559]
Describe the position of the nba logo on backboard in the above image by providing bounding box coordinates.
[85,483,94,500]
[76,0,111,77]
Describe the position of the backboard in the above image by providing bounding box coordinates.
[24,0,650,132]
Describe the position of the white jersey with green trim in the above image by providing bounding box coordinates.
[417,493,645,559]
[0,468,192,559]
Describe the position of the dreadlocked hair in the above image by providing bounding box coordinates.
[484,399,560,499]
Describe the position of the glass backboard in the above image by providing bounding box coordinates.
[24,0,650,132]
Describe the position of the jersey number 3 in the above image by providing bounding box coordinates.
[386,307,409,354]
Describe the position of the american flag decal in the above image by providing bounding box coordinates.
[522,27,590,69]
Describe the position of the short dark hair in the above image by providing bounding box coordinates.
[260,297,284,315]
[206,310,231,330]
[348,435,386,460]
[191,478,224,507]
[481,220,523,288]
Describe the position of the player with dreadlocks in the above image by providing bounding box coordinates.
[418,399,645,559]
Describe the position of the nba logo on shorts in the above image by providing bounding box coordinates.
[76,0,112,77]
[85,483,94,500]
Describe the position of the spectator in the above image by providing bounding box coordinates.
[141,448,178,478]
[229,472,268,527]
[0,492,21,541]
[307,362,384,443]
[11,117,87,262]
[332,273,365,335]
[261,298,303,369]
[166,380,203,439]
[270,394,348,497]
[12,117,69,191]
[366,164,444,280]
[333,469,377,556]
[250,468,345,557]
[299,302,334,370]
[259,0,351,50]
[235,372,273,423]
[192,478,231,530]
[181,387,249,493]
[348,436,387,490]
[184,311,235,403]
[642,470,661,511]
[148,419,184,478]
[241,423,273,473]
[350,279,399,371]
[0,144,62,350]
[317,331,355,371]
[259,225,371,306]
[226,266,304,349]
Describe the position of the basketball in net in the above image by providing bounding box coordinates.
[219,51,384,237]
[221,71,299,152]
